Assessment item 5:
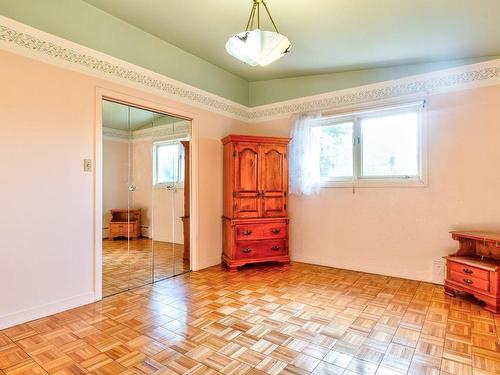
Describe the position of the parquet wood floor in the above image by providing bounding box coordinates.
[103,239,189,297]
[2,262,499,374]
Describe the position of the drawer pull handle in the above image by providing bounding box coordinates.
[463,268,473,274]
[242,230,252,236]
[271,228,281,234]
[271,245,281,251]
[463,278,473,285]
[243,248,252,253]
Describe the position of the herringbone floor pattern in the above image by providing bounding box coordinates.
[1,263,499,374]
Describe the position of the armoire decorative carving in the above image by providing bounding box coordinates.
[222,135,291,271]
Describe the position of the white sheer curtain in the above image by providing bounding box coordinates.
[289,113,322,195]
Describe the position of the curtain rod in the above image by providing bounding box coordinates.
[319,99,426,121]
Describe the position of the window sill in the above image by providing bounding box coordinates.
[321,178,427,188]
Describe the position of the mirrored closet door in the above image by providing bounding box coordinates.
[102,99,191,297]
[152,115,191,281]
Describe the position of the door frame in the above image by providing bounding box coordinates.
[94,87,200,301]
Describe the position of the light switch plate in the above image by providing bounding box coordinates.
[83,159,92,172]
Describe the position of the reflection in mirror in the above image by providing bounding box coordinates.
[127,108,154,291]
[102,99,190,297]
[152,116,191,281]
[102,100,133,296]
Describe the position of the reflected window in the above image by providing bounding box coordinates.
[154,142,184,185]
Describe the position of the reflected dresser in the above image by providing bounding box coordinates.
[109,209,141,240]
[445,231,500,313]
[222,135,291,271]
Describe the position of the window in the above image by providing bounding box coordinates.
[315,121,354,179]
[315,103,426,186]
[153,141,184,185]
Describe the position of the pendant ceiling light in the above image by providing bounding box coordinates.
[225,0,291,67]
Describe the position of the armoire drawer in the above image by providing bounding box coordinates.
[235,222,288,240]
[235,239,286,259]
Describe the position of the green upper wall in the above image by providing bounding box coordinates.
[249,57,499,107]
[1,0,497,108]
[0,0,249,105]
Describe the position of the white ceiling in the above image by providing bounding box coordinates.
[84,0,500,81]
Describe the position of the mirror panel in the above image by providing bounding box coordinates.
[176,140,190,275]
[127,108,154,289]
[102,99,191,296]
[152,117,189,281]
[102,101,132,297]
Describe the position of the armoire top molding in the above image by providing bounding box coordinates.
[1,16,499,123]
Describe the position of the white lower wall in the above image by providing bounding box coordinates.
[132,139,185,244]
[247,85,500,283]
[152,187,185,243]
[0,49,247,329]
[2,41,499,331]
[102,139,129,237]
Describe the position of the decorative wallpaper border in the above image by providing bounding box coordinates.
[249,63,500,120]
[1,16,499,122]
[102,128,130,142]
[103,121,190,142]
[0,17,249,121]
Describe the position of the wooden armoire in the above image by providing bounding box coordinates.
[222,135,291,271]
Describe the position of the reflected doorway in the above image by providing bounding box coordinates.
[101,99,191,297]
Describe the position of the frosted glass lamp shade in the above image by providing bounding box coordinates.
[225,29,291,66]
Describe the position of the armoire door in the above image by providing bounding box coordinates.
[233,143,261,218]
[260,143,288,217]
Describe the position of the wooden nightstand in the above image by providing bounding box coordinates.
[445,231,500,313]
[109,209,141,240]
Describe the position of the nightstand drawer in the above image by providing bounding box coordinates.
[109,220,139,238]
[447,261,490,281]
[448,271,490,292]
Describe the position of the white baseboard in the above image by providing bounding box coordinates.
[0,292,95,329]
[141,227,150,238]
[291,254,433,283]
[196,257,222,271]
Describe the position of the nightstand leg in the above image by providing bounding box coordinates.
[228,264,238,272]
[444,285,455,296]
[484,301,500,314]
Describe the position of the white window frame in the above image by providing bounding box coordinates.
[153,140,185,187]
[317,102,428,188]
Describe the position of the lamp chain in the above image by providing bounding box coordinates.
[245,0,280,33]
